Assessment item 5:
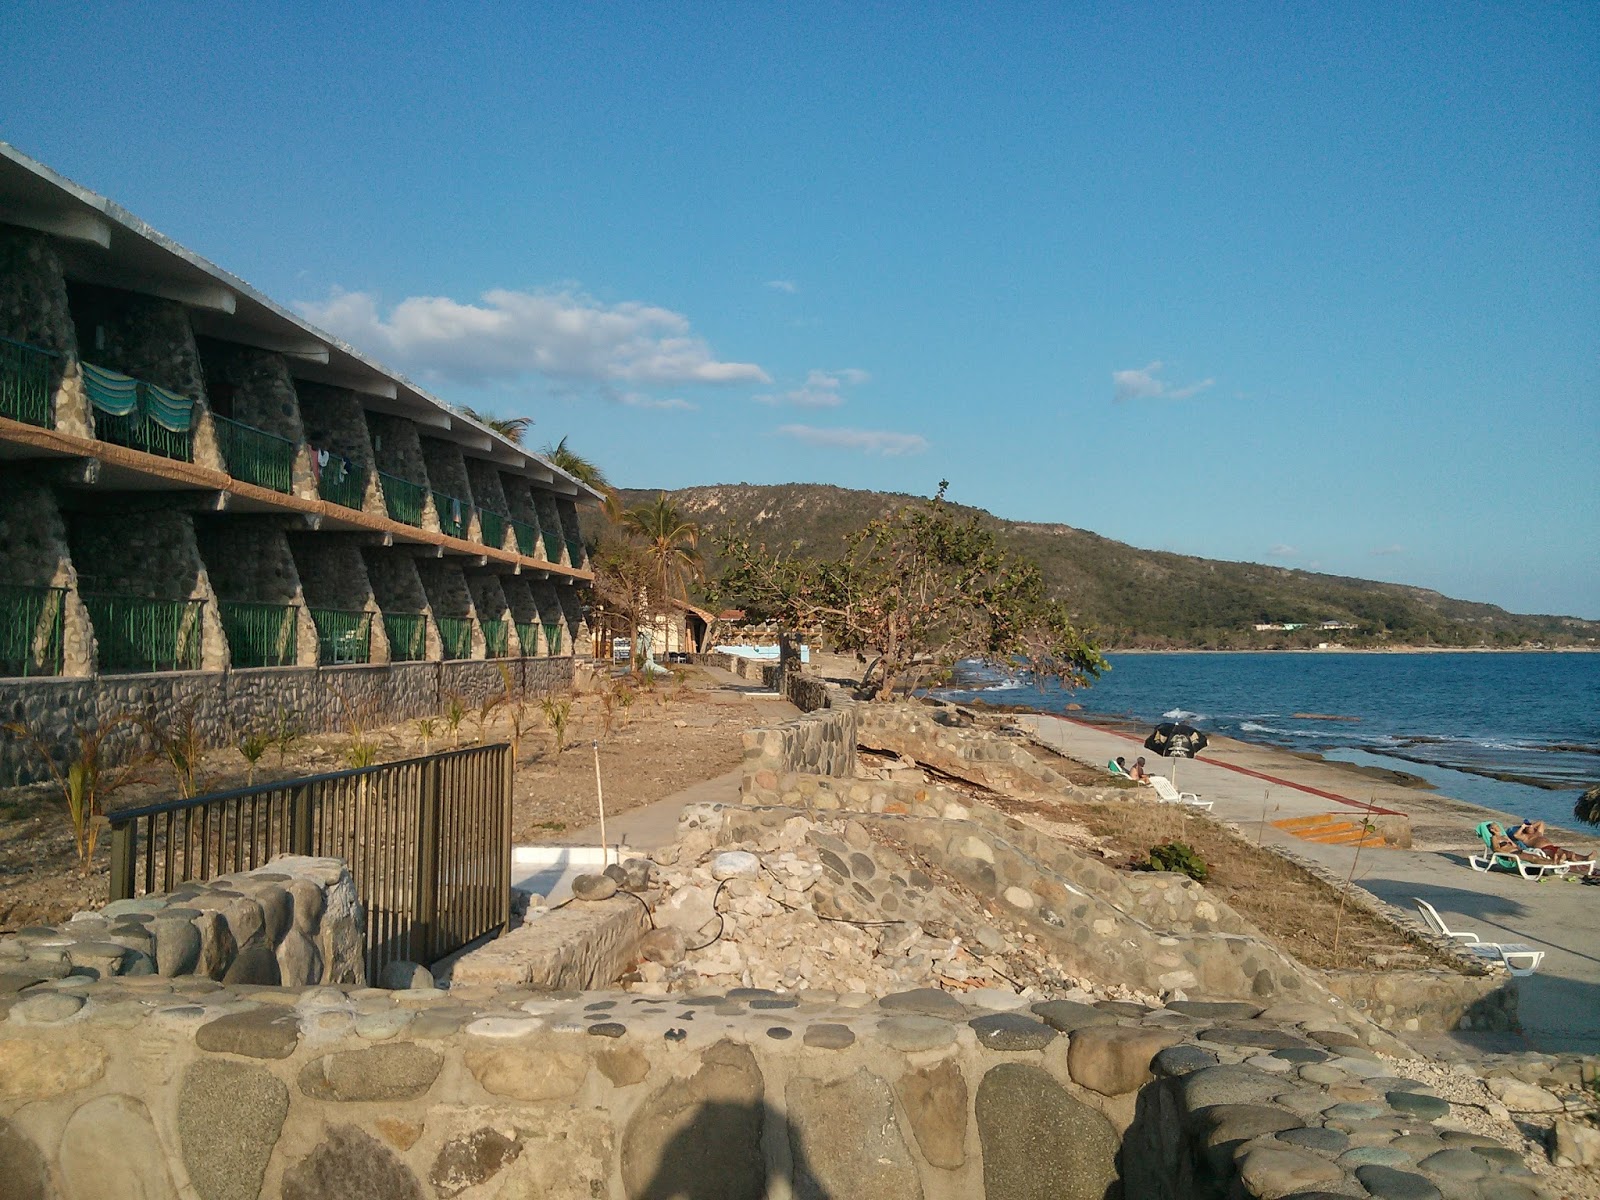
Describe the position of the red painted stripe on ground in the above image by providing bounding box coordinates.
[1053,716,1403,817]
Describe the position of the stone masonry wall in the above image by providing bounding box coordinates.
[0,479,93,675]
[0,228,89,440]
[195,341,317,502]
[70,287,207,404]
[464,459,512,551]
[555,497,585,568]
[741,701,860,798]
[366,412,441,533]
[533,491,563,564]
[361,549,442,661]
[196,519,319,668]
[296,383,386,517]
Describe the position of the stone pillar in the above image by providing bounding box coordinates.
[0,226,94,439]
[366,413,436,531]
[299,383,385,516]
[197,342,316,501]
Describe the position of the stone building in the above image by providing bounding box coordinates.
[0,143,598,772]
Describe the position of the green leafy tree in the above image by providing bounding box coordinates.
[459,407,531,445]
[715,482,1105,698]
[621,493,704,610]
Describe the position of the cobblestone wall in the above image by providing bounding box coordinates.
[741,699,858,799]
[297,383,385,517]
[0,227,78,357]
[0,480,93,675]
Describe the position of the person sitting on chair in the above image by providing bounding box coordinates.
[1129,757,1151,782]
[1107,757,1129,777]
[1511,820,1595,875]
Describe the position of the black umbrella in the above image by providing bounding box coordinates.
[1144,722,1209,788]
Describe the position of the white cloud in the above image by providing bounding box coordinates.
[619,393,697,411]
[777,424,929,456]
[1370,544,1406,556]
[296,287,769,388]
[756,368,870,408]
[1112,360,1215,402]
[1269,544,1299,558]
[765,279,798,294]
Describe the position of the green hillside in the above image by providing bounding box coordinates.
[599,483,1598,650]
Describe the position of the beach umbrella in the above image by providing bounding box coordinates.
[1144,721,1209,788]
[1576,783,1600,827]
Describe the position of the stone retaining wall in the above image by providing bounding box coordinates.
[0,980,1543,1200]
[0,657,572,786]
[859,702,1077,797]
[741,702,858,801]
[1326,969,1521,1035]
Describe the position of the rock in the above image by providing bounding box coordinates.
[621,1041,765,1200]
[221,943,281,987]
[190,911,237,979]
[1151,1044,1219,1077]
[178,1059,288,1200]
[966,987,1029,1011]
[1031,999,1120,1032]
[298,1043,444,1101]
[877,1015,959,1053]
[976,1062,1119,1200]
[1067,1025,1183,1096]
[1387,1090,1450,1120]
[0,1036,106,1100]
[1167,1000,1263,1020]
[10,991,84,1024]
[195,1008,301,1059]
[1552,1118,1600,1170]
[1181,1064,1287,1110]
[59,1094,176,1199]
[969,1013,1058,1051]
[1415,1148,1488,1180]
[879,987,966,1018]
[896,1060,968,1169]
[65,940,126,979]
[282,1124,423,1200]
[1278,1126,1350,1153]
[378,960,435,990]
[1236,1146,1345,1198]
[1198,1026,1311,1050]
[588,1022,627,1038]
[620,857,655,890]
[788,1068,923,1199]
[238,884,292,944]
[0,1118,49,1200]
[637,928,688,966]
[466,1044,590,1101]
[1353,1164,1442,1200]
[711,851,761,880]
[430,1128,523,1198]
[804,1023,856,1050]
[594,1046,652,1086]
[656,884,718,934]
[1487,1077,1563,1113]
[276,929,322,986]
[318,868,368,986]
[152,916,201,976]
[572,873,619,901]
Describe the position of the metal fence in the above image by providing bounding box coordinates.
[543,621,564,655]
[478,510,507,551]
[0,584,65,676]
[220,601,297,667]
[382,612,428,662]
[214,415,295,493]
[83,593,203,672]
[437,616,474,660]
[433,490,469,538]
[310,608,372,664]
[106,743,513,979]
[481,618,509,658]
[542,530,563,562]
[0,336,57,428]
[511,520,537,557]
[378,472,427,526]
[566,537,584,567]
[316,456,367,509]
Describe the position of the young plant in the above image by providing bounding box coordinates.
[616,682,636,725]
[415,717,437,756]
[271,703,302,768]
[496,663,531,764]
[346,739,380,769]
[471,690,504,744]
[540,695,573,758]
[237,727,271,787]
[4,715,140,874]
[142,702,207,798]
[1331,798,1380,966]
[443,693,467,748]
[1144,841,1209,883]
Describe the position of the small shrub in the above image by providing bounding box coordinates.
[443,693,467,748]
[143,702,207,798]
[1144,841,1209,883]
[271,703,302,768]
[236,727,271,786]
[540,696,573,757]
[415,717,436,756]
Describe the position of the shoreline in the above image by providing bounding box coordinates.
[1104,645,1599,654]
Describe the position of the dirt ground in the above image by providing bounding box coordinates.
[0,665,769,933]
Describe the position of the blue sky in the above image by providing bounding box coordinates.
[4,3,1596,617]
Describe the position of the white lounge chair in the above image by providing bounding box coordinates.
[1468,822,1588,880]
[1414,899,1545,976]
[1149,776,1214,812]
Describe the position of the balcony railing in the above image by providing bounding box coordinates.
[480,619,509,658]
[566,537,584,567]
[220,601,297,668]
[515,621,540,656]
[0,585,65,677]
[82,364,194,462]
[433,491,469,539]
[378,472,427,527]
[542,530,563,561]
[313,451,366,509]
[310,608,372,665]
[543,621,564,655]
[382,612,427,662]
[511,520,537,557]
[213,415,295,494]
[83,593,203,673]
[478,510,507,551]
[0,336,58,428]
[437,616,474,661]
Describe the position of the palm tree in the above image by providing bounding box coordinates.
[621,493,704,609]
[1576,783,1600,827]
[542,436,621,519]
[459,407,531,445]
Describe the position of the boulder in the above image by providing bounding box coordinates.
[282,1124,423,1200]
[378,960,436,990]
[1067,1025,1183,1096]
[976,1063,1119,1200]
[1552,1118,1600,1171]
[787,1069,922,1199]
[895,1060,968,1169]
[572,874,619,901]
[621,1041,765,1200]
[178,1059,288,1200]
[711,851,761,881]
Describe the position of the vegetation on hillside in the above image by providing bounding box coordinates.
[598,483,1598,650]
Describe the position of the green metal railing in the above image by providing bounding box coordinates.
[542,530,563,561]
[220,601,297,668]
[213,415,295,493]
[480,618,509,658]
[0,336,58,428]
[382,612,427,662]
[316,453,367,509]
[565,537,584,567]
[379,472,427,526]
[515,621,540,655]
[84,593,203,673]
[0,585,65,677]
[83,364,195,462]
[511,520,537,557]
[437,616,474,660]
[543,621,564,655]
[478,510,507,551]
[433,491,469,539]
[310,608,372,664]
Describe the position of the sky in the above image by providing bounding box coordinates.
[4,3,1596,617]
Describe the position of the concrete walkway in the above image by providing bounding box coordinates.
[1020,713,1600,1054]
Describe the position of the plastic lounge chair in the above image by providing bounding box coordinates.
[1149,776,1214,812]
[1106,760,1129,778]
[1412,900,1545,975]
[1468,822,1570,880]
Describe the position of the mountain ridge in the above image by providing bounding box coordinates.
[603,483,1598,650]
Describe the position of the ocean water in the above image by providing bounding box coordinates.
[932,652,1600,828]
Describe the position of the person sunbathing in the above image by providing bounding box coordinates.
[1129,757,1151,782]
[1486,824,1551,860]
[1511,821,1596,876]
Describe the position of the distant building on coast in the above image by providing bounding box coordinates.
[0,143,599,774]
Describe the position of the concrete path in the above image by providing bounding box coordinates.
[1019,713,1600,1054]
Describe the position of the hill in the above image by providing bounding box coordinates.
[603,484,1599,650]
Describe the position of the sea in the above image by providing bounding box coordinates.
[930,652,1600,830]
